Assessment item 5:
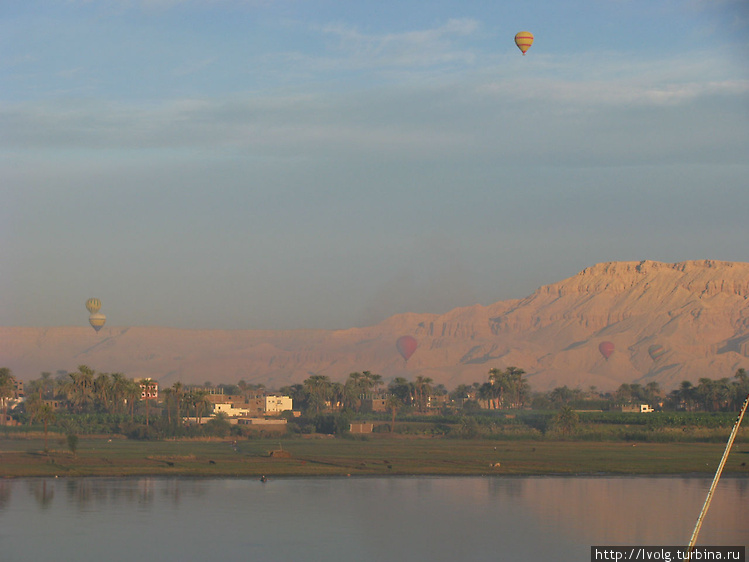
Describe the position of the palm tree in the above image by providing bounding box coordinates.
[678,381,696,411]
[65,365,95,413]
[387,377,414,408]
[303,375,331,415]
[715,378,732,411]
[329,382,345,412]
[0,368,15,425]
[696,378,717,411]
[733,369,749,410]
[37,403,56,451]
[110,373,129,414]
[478,382,495,409]
[172,381,185,427]
[503,367,528,409]
[161,388,174,425]
[363,371,383,395]
[644,381,661,404]
[190,389,211,425]
[140,378,157,426]
[94,373,112,413]
[125,379,142,422]
[343,375,361,412]
[386,395,402,433]
[554,405,579,435]
[549,385,574,407]
[414,376,433,412]
[488,368,503,409]
[25,392,43,425]
[32,372,54,401]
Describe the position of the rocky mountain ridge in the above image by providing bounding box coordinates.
[2,260,748,391]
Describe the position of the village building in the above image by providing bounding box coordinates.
[134,378,159,400]
[349,422,374,434]
[620,404,655,413]
[361,397,388,413]
[264,395,293,414]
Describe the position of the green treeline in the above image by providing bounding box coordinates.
[1,365,747,443]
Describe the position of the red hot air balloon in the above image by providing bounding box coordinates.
[396,336,418,362]
[598,341,615,360]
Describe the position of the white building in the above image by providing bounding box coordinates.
[264,395,293,414]
[213,403,251,417]
[135,378,159,400]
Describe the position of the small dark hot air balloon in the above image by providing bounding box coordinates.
[515,31,534,55]
[648,344,666,362]
[396,336,418,362]
[599,341,614,360]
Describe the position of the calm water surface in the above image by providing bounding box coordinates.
[1,477,746,561]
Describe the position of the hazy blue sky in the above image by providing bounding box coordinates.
[2,0,748,330]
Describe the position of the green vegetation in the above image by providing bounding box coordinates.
[1,365,747,478]
[0,436,746,478]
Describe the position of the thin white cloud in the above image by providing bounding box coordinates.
[172,57,217,77]
[317,18,481,69]
[481,77,749,107]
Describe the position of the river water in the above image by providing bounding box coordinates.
[1,476,746,561]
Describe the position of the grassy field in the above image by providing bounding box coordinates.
[2,434,748,478]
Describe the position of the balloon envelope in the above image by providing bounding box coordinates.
[396,336,418,361]
[598,341,615,360]
[89,313,106,332]
[86,298,101,315]
[514,31,534,55]
[648,344,666,361]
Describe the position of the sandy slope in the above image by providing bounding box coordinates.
[3,260,748,391]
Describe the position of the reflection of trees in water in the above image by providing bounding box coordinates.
[0,481,11,510]
[29,480,55,508]
[488,476,525,498]
[64,479,153,509]
[60,478,212,510]
[161,478,208,507]
[66,479,93,508]
[159,478,211,506]
[138,478,154,505]
[734,477,748,499]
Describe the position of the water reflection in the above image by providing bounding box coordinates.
[29,479,54,508]
[49,477,209,510]
[487,476,748,545]
[0,477,745,562]
[0,481,10,509]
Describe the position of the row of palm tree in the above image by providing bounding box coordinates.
[541,370,749,412]
[277,366,749,415]
[280,372,443,416]
[11,365,749,427]
[668,370,749,411]
[20,366,218,426]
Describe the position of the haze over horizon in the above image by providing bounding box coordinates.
[2,0,748,332]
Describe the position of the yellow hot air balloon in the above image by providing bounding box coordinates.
[89,312,106,333]
[86,298,101,315]
[515,31,534,55]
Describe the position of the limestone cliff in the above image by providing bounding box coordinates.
[2,260,747,391]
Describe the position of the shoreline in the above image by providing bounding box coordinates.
[2,437,748,479]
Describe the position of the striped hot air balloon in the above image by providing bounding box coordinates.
[86,298,101,315]
[89,312,106,333]
[648,344,666,362]
[514,31,534,55]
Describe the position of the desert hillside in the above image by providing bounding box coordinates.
[2,260,748,392]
